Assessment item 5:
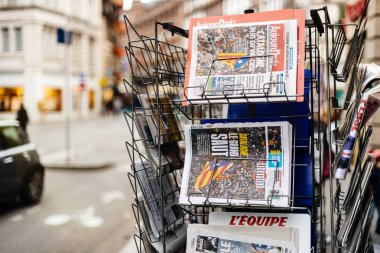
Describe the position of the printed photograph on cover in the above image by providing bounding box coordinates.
[187,224,298,253]
[184,15,299,103]
[138,94,182,144]
[195,236,284,253]
[180,122,292,207]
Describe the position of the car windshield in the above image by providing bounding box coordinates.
[0,126,28,150]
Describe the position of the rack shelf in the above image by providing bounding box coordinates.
[121,2,375,252]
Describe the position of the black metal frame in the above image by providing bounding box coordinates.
[311,1,375,252]
[120,8,345,253]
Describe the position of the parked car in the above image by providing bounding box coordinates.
[0,120,44,204]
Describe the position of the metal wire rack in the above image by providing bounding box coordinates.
[117,4,378,251]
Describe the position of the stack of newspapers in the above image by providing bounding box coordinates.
[183,9,305,103]
[133,162,187,253]
[336,161,373,249]
[333,63,380,250]
[334,63,380,180]
[187,212,311,253]
[179,122,293,207]
[134,94,184,173]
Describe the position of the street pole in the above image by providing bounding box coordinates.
[65,30,71,164]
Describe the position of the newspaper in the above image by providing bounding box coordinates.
[134,162,184,238]
[138,94,182,145]
[134,110,184,173]
[208,212,310,253]
[184,14,299,104]
[335,92,380,180]
[342,160,373,212]
[187,224,298,253]
[179,122,292,207]
[337,184,373,246]
[346,197,372,252]
[136,194,187,253]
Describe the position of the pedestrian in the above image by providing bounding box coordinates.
[16,103,29,133]
[105,99,114,116]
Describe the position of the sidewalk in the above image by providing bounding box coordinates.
[28,115,131,170]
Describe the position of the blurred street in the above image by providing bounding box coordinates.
[0,115,136,253]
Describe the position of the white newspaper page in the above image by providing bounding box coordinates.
[179,122,292,207]
[208,212,311,253]
[186,19,298,103]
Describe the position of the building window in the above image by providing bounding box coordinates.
[0,87,23,112]
[2,28,9,52]
[89,89,95,110]
[40,87,62,112]
[15,27,22,51]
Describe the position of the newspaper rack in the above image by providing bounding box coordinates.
[121,4,375,252]
[311,1,376,252]
[122,13,321,252]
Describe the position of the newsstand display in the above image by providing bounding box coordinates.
[122,1,379,252]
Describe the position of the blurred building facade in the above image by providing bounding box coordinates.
[0,0,103,122]
[2,0,371,124]
[121,0,298,75]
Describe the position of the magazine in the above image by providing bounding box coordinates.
[134,110,184,173]
[179,122,292,207]
[208,212,310,253]
[187,224,298,253]
[184,10,305,104]
[138,94,182,145]
[134,162,185,238]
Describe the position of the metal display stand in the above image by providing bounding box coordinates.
[311,1,375,252]
[121,3,374,252]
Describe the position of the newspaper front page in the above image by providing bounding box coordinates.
[185,18,298,103]
[179,122,292,207]
[208,212,311,253]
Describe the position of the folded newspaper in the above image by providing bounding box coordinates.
[138,94,182,145]
[179,122,292,207]
[183,10,305,104]
[134,162,184,238]
[335,90,380,180]
[134,110,184,173]
[208,212,310,253]
[187,224,299,253]
[334,63,380,180]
